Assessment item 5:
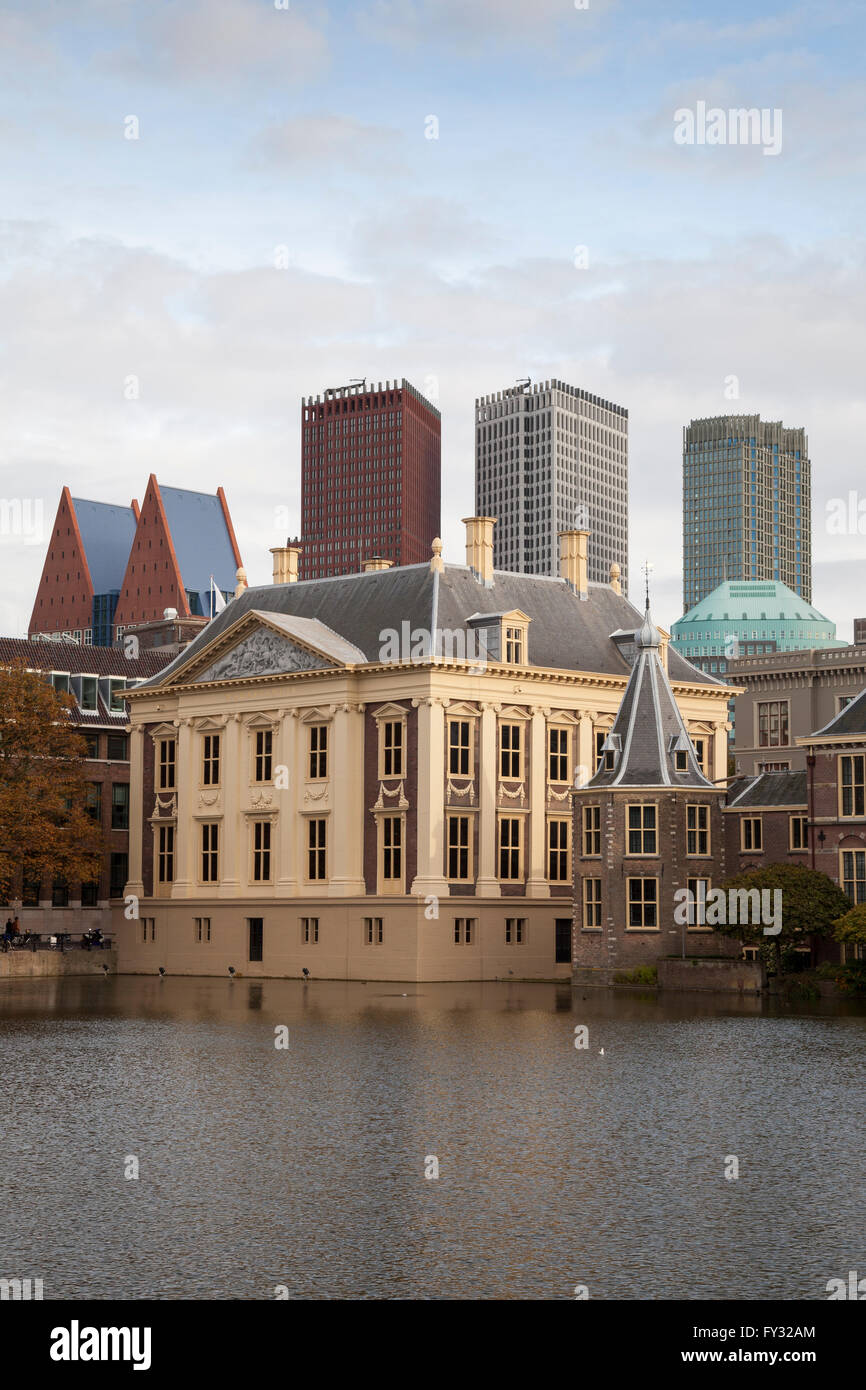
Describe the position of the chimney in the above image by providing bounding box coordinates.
[609,561,621,595]
[270,540,302,584]
[558,529,589,600]
[362,556,393,572]
[462,516,496,586]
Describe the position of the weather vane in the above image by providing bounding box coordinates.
[642,559,654,611]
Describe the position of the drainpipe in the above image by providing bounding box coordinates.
[807,749,816,871]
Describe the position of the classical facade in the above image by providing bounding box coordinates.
[117,521,732,982]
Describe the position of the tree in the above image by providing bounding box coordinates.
[0,663,103,902]
[714,862,851,974]
[833,902,866,949]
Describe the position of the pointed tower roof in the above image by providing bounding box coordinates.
[586,605,716,789]
[28,487,139,637]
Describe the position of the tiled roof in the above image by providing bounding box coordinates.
[807,684,866,739]
[726,771,808,808]
[0,637,171,677]
[136,564,728,690]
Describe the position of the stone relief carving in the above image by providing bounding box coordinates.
[195,628,333,683]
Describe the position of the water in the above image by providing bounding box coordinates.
[1,976,864,1300]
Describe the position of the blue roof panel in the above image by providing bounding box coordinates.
[71,498,138,595]
[159,486,238,615]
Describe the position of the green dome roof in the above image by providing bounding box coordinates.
[676,580,833,627]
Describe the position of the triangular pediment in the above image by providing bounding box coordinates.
[193,627,336,683]
[166,609,366,686]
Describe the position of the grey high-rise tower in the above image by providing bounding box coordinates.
[682,414,811,612]
[475,378,628,588]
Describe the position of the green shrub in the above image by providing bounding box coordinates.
[613,965,658,986]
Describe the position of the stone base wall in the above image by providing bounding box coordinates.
[658,957,765,994]
[0,949,117,979]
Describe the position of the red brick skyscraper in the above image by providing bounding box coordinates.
[300,378,440,580]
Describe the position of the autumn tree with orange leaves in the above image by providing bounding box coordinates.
[0,663,103,902]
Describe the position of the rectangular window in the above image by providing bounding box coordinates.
[254,730,273,783]
[252,820,272,882]
[505,625,524,664]
[301,916,319,944]
[500,723,522,779]
[505,917,525,944]
[194,916,211,943]
[108,679,127,713]
[627,877,658,929]
[248,917,263,962]
[498,817,523,880]
[693,737,708,777]
[627,804,657,855]
[308,818,327,880]
[555,918,572,963]
[789,815,809,851]
[381,720,404,778]
[454,917,475,944]
[79,675,98,712]
[201,823,219,882]
[675,749,688,772]
[158,739,176,790]
[81,882,99,907]
[111,782,129,830]
[85,783,102,821]
[686,803,709,856]
[109,853,128,898]
[309,725,328,779]
[107,733,128,761]
[157,824,175,884]
[364,916,384,944]
[141,917,155,942]
[202,734,220,786]
[840,755,866,818]
[841,850,866,903]
[583,878,602,928]
[741,817,762,852]
[52,879,69,908]
[447,815,471,880]
[448,719,471,776]
[548,726,569,782]
[594,729,607,771]
[381,815,402,881]
[758,700,789,748]
[82,731,100,758]
[547,818,570,881]
[582,805,601,856]
[686,878,711,929]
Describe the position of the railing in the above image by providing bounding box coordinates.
[0,932,115,954]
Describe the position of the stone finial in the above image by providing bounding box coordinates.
[430,536,444,573]
[610,561,621,595]
[235,566,248,598]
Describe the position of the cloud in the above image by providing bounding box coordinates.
[247,114,404,172]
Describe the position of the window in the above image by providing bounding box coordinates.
[840,755,866,818]
[454,917,475,944]
[675,749,688,772]
[81,731,100,758]
[109,853,128,898]
[85,783,102,821]
[107,733,128,761]
[692,737,709,777]
[686,804,709,856]
[111,783,129,830]
[594,730,607,771]
[741,817,762,852]
[254,729,273,783]
[841,850,866,903]
[308,819,327,880]
[309,725,328,779]
[301,916,319,944]
[157,825,175,884]
[365,916,384,944]
[547,818,570,881]
[195,917,211,942]
[108,679,127,713]
[201,823,219,883]
[758,761,790,773]
[252,820,272,882]
[141,917,155,942]
[583,878,602,928]
[52,879,69,908]
[448,719,471,776]
[627,877,658,929]
[758,700,789,747]
[505,917,525,944]
[81,882,99,907]
[202,734,220,786]
[447,815,471,880]
[500,723,522,779]
[498,817,523,879]
[627,804,657,855]
[555,918,572,963]
[22,874,41,907]
[582,805,601,856]
[248,918,263,962]
[381,720,404,777]
[548,726,569,782]
[381,815,403,883]
[686,878,711,929]
[789,815,809,851]
[158,739,176,790]
[505,625,524,664]
[79,675,98,712]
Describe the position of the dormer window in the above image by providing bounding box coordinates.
[79,675,98,712]
[669,732,693,773]
[601,732,621,770]
[505,625,524,664]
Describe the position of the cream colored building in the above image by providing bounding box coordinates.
[118,522,732,982]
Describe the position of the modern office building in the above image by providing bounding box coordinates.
[300,378,440,580]
[29,478,242,646]
[475,379,628,589]
[682,415,811,612]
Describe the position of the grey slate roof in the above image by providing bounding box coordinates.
[582,608,717,790]
[808,684,866,739]
[726,771,808,809]
[136,563,726,689]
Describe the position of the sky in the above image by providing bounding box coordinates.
[1,0,865,639]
